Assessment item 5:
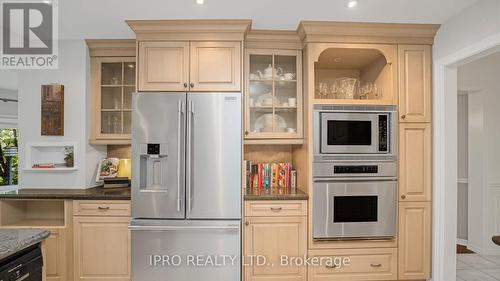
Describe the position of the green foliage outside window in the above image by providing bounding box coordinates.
[0,129,18,185]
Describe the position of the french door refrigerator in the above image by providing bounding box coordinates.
[130,92,241,281]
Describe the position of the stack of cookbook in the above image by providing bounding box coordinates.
[244,161,297,195]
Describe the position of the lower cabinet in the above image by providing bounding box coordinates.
[308,248,398,281]
[398,201,432,280]
[243,201,307,281]
[44,228,67,281]
[73,201,131,281]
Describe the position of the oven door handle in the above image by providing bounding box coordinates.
[313,177,396,182]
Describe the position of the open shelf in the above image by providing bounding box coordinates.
[24,142,77,171]
[314,47,396,104]
[0,200,66,228]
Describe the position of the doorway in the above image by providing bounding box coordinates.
[433,35,500,281]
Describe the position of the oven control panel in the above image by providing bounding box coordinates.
[379,115,388,152]
[334,165,378,174]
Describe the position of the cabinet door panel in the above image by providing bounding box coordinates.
[244,216,306,281]
[399,123,432,201]
[398,45,431,122]
[190,42,241,91]
[398,202,432,280]
[74,216,130,281]
[45,229,65,281]
[138,41,189,91]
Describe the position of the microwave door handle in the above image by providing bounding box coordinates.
[313,177,397,182]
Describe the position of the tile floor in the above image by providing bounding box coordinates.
[457,254,500,281]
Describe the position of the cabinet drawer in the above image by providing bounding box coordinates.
[308,248,397,281]
[73,201,131,217]
[245,201,307,217]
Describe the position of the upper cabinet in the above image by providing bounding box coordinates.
[190,42,241,91]
[398,45,432,122]
[87,40,136,145]
[138,41,189,92]
[138,41,240,92]
[128,20,251,92]
[244,49,303,142]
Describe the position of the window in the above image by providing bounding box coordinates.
[0,128,18,186]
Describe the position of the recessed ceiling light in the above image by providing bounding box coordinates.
[347,0,358,8]
[333,57,342,63]
[196,0,204,5]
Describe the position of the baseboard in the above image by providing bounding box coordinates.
[457,239,468,246]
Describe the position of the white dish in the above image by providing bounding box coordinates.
[256,93,278,106]
[254,114,287,131]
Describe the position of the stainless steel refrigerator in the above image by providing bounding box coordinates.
[129,92,241,281]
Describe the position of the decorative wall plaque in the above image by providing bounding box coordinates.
[41,84,64,136]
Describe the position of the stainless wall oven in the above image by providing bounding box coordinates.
[312,161,397,240]
[313,105,396,156]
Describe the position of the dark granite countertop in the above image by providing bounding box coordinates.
[0,187,131,200]
[244,189,308,200]
[0,229,50,261]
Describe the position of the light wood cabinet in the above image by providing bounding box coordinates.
[398,202,432,280]
[399,123,432,202]
[244,49,303,144]
[90,57,136,144]
[87,40,136,145]
[398,45,432,123]
[308,248,397,281]
[138,41,241,92]
[44,228,67,281]
[244,201,307,281]
[190,42,241,91]
[73,200,131,281]
[138,41,190,92]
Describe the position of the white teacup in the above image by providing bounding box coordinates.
[287,128,297,133]
[249,73,259,80]
[288,98,297,107]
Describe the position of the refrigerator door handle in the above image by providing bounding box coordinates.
[176,99,184,212]
[129,225,240,231]
[186,100,194,212]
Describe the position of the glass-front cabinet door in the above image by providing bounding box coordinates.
[244,49,302,143]
[91,57,136,144]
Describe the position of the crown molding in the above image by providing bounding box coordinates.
[85,39,136,57]
[297,21,440,45]
[126,19,252,41]
[245,29,302,50]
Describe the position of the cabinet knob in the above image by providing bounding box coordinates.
[326,264,338,269]
[245,221,250,226]
[190,82,195,88]
[401,194,406,200]
[401,115,406,120]
[244,131,249,136]
[98,206,110,210]
[370,263,382,268]
[270,207,283,212]
[184,83,188,88]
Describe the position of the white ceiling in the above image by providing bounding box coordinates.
[58,0,478,40]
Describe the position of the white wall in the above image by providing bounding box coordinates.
[55,0,476,40]
[0,70,18,118]
[457,93,468,242]
[17,40,106,188]
[458,52,500,254]
[434,0,500,61]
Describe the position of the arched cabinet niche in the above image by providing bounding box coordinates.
[310,44,397,105]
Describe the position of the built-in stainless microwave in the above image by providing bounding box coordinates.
[313,105,397,156]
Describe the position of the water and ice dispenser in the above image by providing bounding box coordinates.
[139,143,169,191]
